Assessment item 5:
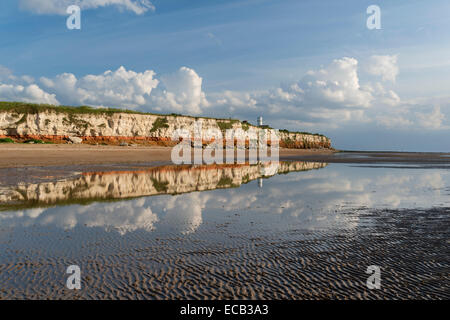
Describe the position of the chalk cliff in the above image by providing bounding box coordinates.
[0,102,331,148]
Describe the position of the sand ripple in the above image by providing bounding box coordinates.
[0,207,448,300]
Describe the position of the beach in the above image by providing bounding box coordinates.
[0,147,449,300]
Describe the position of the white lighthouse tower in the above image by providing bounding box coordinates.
[257,116,263,126]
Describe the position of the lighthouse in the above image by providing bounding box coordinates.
[257,116,263,126]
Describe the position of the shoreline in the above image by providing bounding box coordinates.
[0,144,335,169]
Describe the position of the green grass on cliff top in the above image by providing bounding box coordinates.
[0,101,328,138]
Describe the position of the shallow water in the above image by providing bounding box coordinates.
[0,161,449,299]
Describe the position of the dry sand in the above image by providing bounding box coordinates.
[0,144,335,168]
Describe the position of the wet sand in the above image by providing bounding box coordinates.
[0,206,448,299]
[283,150,450,165]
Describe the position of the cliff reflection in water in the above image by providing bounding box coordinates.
[0,161,325,209]
[0,161,326,234]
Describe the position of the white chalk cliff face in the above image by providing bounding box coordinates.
[0,109,331,148]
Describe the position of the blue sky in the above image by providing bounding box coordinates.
[1,0,450,151]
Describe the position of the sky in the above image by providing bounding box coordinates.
[0,0,450,151]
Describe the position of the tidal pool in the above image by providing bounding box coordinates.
[0,161,448,299]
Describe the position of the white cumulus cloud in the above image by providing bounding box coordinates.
[0,83,58,104]
[19,0,155,15]
[208,57,377,128]
[40,66,159,108]
[152,67,209,115]
[366,55,399,82]
[416,106,448,130]
[299,57,374,108]
[1,64,210,115]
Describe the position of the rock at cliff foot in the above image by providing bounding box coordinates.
[68,136,83,144]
